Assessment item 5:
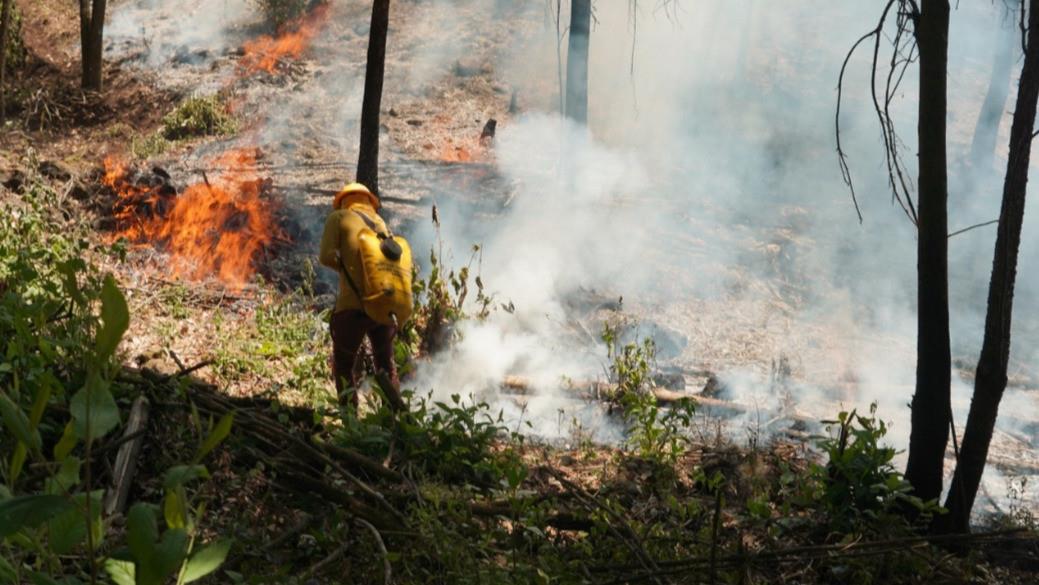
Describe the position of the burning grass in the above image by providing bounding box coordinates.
[238,2,330,76]
[101,148,288,289]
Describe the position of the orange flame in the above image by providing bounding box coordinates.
[238,4,330,75]
[103,149,285,289]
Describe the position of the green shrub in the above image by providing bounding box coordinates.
[602,322,696,464]
[131,132,171,159]
[338,390,527,488]
[810,404,939,534]
[0,163,232,584]
[160,95,237,141]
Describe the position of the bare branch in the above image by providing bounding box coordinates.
[835,0,923,225]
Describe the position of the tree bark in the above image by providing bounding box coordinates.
[564,0,590,125]
[79,0,107,91]
[356,0,390,195]
[0,0,13,123]
[903,0,952,506]
[969,16,1017,173]
[942,0,1039,533]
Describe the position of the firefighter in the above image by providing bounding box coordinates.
[318,182,400,410]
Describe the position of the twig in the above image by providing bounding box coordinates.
[947,219,999,238]
[357,518,393,585]
[593,528,1030,577]
[300,542,351,581]
[544,467,664,584]
[159,360,214,383]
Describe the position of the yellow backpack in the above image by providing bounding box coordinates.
[339,210,413,327]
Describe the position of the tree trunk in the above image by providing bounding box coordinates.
[942,0,1039,534]
[969,17,1017,173]
[903,0,952,506]
[79,0,107,91]
[0,0,13,123]
[356,0,390,195]
[564,0,590,125]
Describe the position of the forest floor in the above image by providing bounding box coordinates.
[3,0,1039,583]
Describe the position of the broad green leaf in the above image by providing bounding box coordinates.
[181,539,232,583]
[103,559,135,585]
[48,491,101,555]
[152,528,188,582]
[0,392,41,456]
[126,503,159,565]
[163,489,188,530]
[69,372,120,441]
[194,413,234,463]
[163,465,209,490]
[53,421,79,462]
[45,457,82,495]
[28,573,59,585]
[0,495,75,538]
[95,275,129,362]
[9,444,27,485]
[27,377,52,429]
[57,259,88,307]
[0,555,16,584]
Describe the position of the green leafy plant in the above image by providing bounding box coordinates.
[602,322,695,464]
[338,389,526,488]
[811,404,937,534]
[160,95,237,141]
[131,132,171,160]
[0,166,233,583]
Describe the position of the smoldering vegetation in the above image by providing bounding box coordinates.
[407,0,1039,474]
[100,0,1039,495]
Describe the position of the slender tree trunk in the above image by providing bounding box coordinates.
[79,0,107,91]
[564,0,590,125]
[903,0,952,506]
[0,0,13,123]
[356,0,390,195]
[942,0,1039,534]
[969,18,1017,173]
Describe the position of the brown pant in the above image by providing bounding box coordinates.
[329,309,400,408]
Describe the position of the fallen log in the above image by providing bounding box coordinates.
[104,396,150,517]
[499,376,816,425]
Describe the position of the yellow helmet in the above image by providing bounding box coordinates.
[334,182,379,209]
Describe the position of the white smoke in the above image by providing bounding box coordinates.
[105,0,257,69]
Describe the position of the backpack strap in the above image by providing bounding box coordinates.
[352,208,403,261]
[352,209,391,239]
[336,253,368,305]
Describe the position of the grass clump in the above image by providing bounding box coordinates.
[160,94,237,141]
[130,131,171,159]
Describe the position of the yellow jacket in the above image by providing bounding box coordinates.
[319,199,390,314]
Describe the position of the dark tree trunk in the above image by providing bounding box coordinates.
[356,0,390,195]
[0,0,13,123]
[79,0,107,91]
[969,18,1017,173]
[564,0,590,125]
[903,0,952,506]
[941,0,1039,534]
